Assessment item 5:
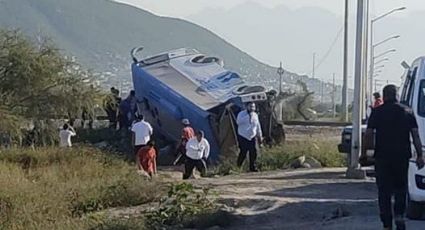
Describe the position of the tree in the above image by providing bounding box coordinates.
[276,80,314,121]
[0,29,102,145]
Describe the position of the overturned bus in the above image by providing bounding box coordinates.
[130,47,284,162]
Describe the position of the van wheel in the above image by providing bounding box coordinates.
[407,196,423,220]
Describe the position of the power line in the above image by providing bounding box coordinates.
[307,26,344,76]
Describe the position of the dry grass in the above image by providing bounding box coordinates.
[213,138,346,175]
[259,138,346,170]
[0,147,165,230]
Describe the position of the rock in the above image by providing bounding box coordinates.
[305,156,322,168]
[323,206,350,221]
[290,155,306,169]
[93,141,108,148]
[301,163,312,168]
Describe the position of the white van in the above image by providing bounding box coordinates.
[400,57,425,219]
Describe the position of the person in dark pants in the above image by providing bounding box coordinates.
[362,85,425,230]
[183,130,210,180]
[236,102,263,172]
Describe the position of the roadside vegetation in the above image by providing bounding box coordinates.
[214,138,345,175]
[0,147,166,229]
[0,29,102,146]
[259,138,346,170]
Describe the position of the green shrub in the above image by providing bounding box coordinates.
[146,183,217,229]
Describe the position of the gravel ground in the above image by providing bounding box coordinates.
[191,168,423,230]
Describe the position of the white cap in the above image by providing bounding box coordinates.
[182,119,190,125]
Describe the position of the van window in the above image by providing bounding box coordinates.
[418,80,425,117]
[401,67,417,106]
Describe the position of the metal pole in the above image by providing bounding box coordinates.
[362,0,369,120]
[312,53,316,79]
[279,62,282,93]
[369,21,375,104]
[332,73,336,118]
[277,61,285,94]
[342,0,349,122]
[347,0,366,179]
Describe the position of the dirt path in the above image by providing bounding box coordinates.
[191,168,423,230]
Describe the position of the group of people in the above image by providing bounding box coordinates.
[131,115,210,179]
[103,87,138,130]
[130,101,263,179]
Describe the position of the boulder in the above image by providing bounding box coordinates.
[290,155,306,169]
[304,156,322,168]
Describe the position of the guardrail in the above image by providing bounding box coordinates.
[284,121,351,127]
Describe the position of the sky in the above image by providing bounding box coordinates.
[115,0,424,87]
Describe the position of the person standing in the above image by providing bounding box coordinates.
[362,85,425,230]
[236,102,262,172]
[103,87,121,129]
[59,123,76,148]
[119,90,137,130]
[174,119,195,165]
[137,140,157,179]
[183,130,210,180]
[373,92,384,108]
[131,114,153,156]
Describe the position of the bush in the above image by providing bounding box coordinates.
[258,138,346,170]
[0,146,165,229]
[146,183,217,229]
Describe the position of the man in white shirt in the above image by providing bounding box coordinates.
[59,123,76,147]
[183,130,210,179]
[236,102,263,172]
[131,114,153,155]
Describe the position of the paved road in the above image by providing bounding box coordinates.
[194,168,424,230]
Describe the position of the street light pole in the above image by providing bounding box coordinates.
[342,0,349,122]
[368,7,406,103]
[374,58,389,65]
[362,0,369,120]
[374,49,396,59]
[369,36,399,100]
[346,0,366,179]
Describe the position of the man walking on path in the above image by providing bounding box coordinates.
[183,130,210,179]
[131,114,153,156]
[362,85,425,230]
[236,102,262,172]
[174,119,195,165]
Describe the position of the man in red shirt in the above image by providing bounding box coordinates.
[137,140,157,179]
[174,119,195,165]
[373,92,384,108]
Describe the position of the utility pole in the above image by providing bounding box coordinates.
[277,62,285,94]
[341,0,349,122]
[361,0,369,121]
[320,81,324,104]
[312,53,316,79]
[332,73,336,118]
[346,0,367,179]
